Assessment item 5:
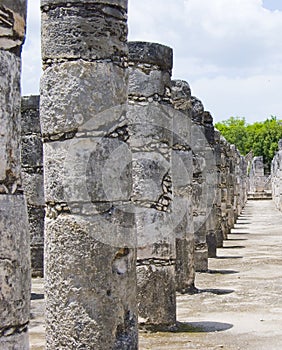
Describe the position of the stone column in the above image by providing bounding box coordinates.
[214,129,223,248]
[21,96,44,277]
[271,140,282,211]
[0,1,30,348]
[171,80,195,293]
[203,111,217,258]
[128,42,176,329]
[41,1,138,349]
[191,97,216,271]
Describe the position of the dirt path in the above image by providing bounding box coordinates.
[29,200,282,349]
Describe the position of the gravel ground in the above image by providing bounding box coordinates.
[29,200,282,349]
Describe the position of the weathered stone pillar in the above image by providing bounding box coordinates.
[271,140,282,211]
[214,129,223,248]
[219,135,229,240]
[41,1,138,348]
[21,96,44,277]
[128,42,176,329]
[171,80,195,293]
[0,1,30,348]
[191,97,216,271]
[203,111,217,258]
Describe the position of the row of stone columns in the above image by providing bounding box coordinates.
[219,136,248,241]
[0,0,30,348]
[0,0,250,348]
[21,95,44,278]
[271,140,282,211]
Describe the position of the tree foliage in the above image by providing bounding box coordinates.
[215,116,282,171]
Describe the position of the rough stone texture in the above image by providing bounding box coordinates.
[0,51,22,189]
[0,195,30,347]
[41,1,138,348]
[45,214,137,349]
[271,140,282,211]
[21,96,45,277]
[128,41,176,329]
[41,1,128,66]
[0,0,26,52]
[171,79,195,293]
[191,98,217,271]
[0,2,30,347]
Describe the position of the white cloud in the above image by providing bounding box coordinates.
[21,0,282,122]
[21,0,41,95]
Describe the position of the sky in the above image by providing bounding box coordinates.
[22,0,282,124]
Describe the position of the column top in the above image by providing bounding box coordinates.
[128,41,173,71]
[41,0,127,10]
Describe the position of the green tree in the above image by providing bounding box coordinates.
[215,116,282,172]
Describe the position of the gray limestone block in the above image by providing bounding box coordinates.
[30,244,44,278]
[127,103,173,150]
[0,51,21,185]
[0,195,30,328]
[137,264,176,327]
[190,96,204,122]
[128,42,173,72]
[40,61,128,136]
[27,206,45,245]
[41,0,127,10]
[172,107,192,146]
[44,136,132,204]
[21,135,43,168]
[136,207,175,259]
[206,230,217,258]
[41,2,127,62]
[128,67,171,97]
[0,1,27,50]
[44,214,137,349]
[22,172,44,206]
[21,95,41,135]
[171,79,191,101]
[194,243,208,272]
[175,237,195,293]
[0,332,29,350]
[173,197,193,240]
[172,150,193,189]
[132,152,170,203]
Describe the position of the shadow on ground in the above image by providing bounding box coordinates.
[207,269,239,275]
[174,321,233,333]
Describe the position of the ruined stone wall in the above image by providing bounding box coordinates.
[0,1,30,348]
[21,95,44,277]
[40,1,138,348]
[271,140,282,211]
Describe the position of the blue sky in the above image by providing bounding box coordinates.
[22,0,282,123]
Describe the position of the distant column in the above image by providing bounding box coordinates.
[171,79,196,293]
[128,41,176,329]
[21,95,44,277]
[0,1,30,348]
[41,1,138,348]
[191,97,209,271]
